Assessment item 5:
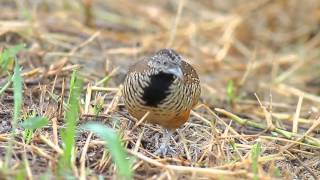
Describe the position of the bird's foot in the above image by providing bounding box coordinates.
[154,130,176,156]
[154,142,176,156]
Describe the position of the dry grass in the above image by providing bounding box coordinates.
[0,0,320,179]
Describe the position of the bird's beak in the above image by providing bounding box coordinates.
[167,67,184,80]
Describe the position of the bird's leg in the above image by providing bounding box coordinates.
[154,129,175,156]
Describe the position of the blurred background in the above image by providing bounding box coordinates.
[1,0,320,179]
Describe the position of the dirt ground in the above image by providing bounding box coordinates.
[0,0,320,179]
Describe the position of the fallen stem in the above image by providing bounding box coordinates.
[215,108,320,147]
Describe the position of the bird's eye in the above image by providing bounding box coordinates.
[163,62,167,66]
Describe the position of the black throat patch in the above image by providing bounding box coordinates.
[142,72,175,107]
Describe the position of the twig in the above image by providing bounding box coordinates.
[39,134,63,155]
[128,150,248,177]
[80,132,93,180]
[166,0,186,47]
[215,108,320,147]
[292,94,304,133]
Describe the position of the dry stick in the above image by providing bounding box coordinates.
[99,153,112,172]
[226,120,245,161]
[47,64,81,76]
[235,0,274,17]
[45,52,89,58]
[51,74,58,95]
[166,0,185,47]
[306,29,320,49]
[129,111,150,133]
[177,130,191,161]
[254,93,274,132]
[190,110,212,127]
[72,148,79,178]
[245,135,317,149]
[215,153,284,169]
[0,74,12,95]
[39,135,63,155]
[39,85,47,118]
[58,78,65,118]
[276,84,320,103]
[215,17,242,62]
[21,68,42,77]
[103,85,122,114]
[256,111,314,125]
[132,160,144,171]
[292,94,304,134]
[23,146,33,180]
[275,59,306,83]
[236,99,298,110]
[84,83,92,114]
[239,50,255,85]
[79,132,93,180]
[106,47,142,55]
[215,108,320,147]
[90,86,119,92]
[220,120,232,160]
[50,117,59,147]
[128,150,247,177]
[157,172,168,180]
[30,145,54,161]
[95,67,119,86]
[217,134,318,155]
[134,127,145,153]
[3,133,56,162]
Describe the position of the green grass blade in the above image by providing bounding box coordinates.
[82,122,132,179]
[251,141,262,180]
[13,65,23,122]
[21,116,49,130]
[60,70,83,168]
[4,61,23,168]
[15,169,27,180]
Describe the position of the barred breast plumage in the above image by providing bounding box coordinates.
[122,48,201,130]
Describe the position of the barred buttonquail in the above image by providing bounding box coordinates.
[122,48,201,155]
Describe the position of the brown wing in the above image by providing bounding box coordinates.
[180,60,201,106]
[128,59,150,74]
[180,61,200,84]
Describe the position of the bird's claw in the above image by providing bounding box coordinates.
[154,143,176,156]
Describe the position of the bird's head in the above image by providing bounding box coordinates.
[148,48,184,80]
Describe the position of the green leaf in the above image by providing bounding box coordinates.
[0,44,25,71]
[251,141,262,180]
[82,122,132,179]
[21,116,49,130]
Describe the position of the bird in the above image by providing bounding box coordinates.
[122,48,201,155]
